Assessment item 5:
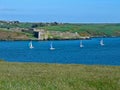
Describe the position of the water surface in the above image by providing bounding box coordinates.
[0,38,120,65]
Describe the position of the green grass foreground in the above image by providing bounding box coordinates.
[0,61,120,90]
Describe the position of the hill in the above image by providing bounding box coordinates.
[1,20,120,40]
[40,24,120,37]
[0,28,34,40]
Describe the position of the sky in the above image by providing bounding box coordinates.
[0,0,120,23]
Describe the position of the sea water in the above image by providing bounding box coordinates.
[0,37,120,66]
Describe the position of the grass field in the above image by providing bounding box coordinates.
[0,61,120,90]
[0,28,35,40]
[1,21,120,38]
[40,24,120,37]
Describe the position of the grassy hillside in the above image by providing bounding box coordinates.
[1,21,120,40]
[40,24,120,37]
[0,61,120,90]
[0,28,34,40]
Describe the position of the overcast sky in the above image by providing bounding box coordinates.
[0,0,120,23]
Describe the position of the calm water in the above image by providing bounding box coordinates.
[0,38,120,66]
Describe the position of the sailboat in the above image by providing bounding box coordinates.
[80,40,84,48]
[50,42,55,50]
[100,39,104,46]
[29,41,34,49]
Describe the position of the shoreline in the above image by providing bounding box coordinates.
[0,36,120,41]
[4,61,120,67]
[1,59,120,67]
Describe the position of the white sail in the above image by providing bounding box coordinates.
[29,41,34,49]
[100,39,104,46]
[80,40,84,48]
[50,42,55,50]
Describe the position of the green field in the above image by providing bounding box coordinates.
[40,24,120,37]
[0,61,120,90]
[0,28,35,40]
[1,21,120,40]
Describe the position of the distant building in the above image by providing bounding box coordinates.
[34,29,48,40]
